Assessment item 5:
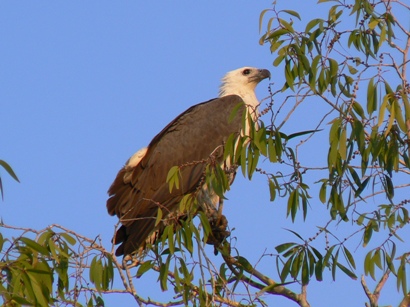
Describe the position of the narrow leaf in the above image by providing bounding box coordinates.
[282,10,301,20]
[0,160,20,182]
[367,77,377,114]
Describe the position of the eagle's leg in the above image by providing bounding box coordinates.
[205,198,230,254]
[207,165,236,248]
[217,197,224,219]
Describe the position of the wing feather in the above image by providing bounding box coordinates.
[107,94,245,255]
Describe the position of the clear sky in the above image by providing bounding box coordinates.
[0,1,404,306]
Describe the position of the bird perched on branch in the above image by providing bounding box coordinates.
[107,67,271,256]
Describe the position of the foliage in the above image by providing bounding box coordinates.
[256,0,410,305]
[0,224,113,307]
[0,160,19,200]
[1,0,410,306]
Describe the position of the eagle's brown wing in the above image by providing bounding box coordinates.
[106,94,245,256]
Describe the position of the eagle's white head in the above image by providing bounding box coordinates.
[219,67,271,108]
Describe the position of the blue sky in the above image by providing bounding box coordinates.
[0,1,405,306]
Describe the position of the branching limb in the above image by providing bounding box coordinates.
[221,246,310,307]
[361,271,390,307]
[398,292,410,307]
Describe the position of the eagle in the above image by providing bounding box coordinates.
[107,67,271,256]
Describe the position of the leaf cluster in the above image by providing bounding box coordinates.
[257,0,410,304]
[0,225,112,307]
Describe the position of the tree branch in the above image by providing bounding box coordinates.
[398,292,410,307]
[361,271,390,307]
[221,247,310,307]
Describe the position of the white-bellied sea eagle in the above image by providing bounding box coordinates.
[107,67,271,256]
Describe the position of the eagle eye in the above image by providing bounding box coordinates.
[242,69,251,75]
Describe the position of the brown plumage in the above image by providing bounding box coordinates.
[107,67,270,256]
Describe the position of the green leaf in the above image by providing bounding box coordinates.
[103,256,114,290]
[284,228,305,241]
[268,179,276,201]
[336,262,357,280]
[348,166,361,187]
[240,141,247,177]
[315,258,323,281]
[402,92,410,121]
[259,8,271,33]
[292,252,303,280]
[287,188,299,221]
[268,28,291,40]
[287,129,322,140]
[280,256,293,282]
[302,252,310,285]
[275,129,283,158]
[278,18,294,32]
[323,245,336,270]
[367,77,377,115]
[95,296,105,307]
[136,261,154,278]
[393,99,406,132]
[8,296,33,306]
[19,237,50,256]
[383,174,394,199]
[368,19,379,30]
[397,257,407,293]
[347,64,358,75]
[343,246,356,269]
[276,242,297,253]
[378,94,389,127]
[352,101,365,119]
[373,249,382,270]
[284,59,295,90]
[319,181,327,204]
[332,249,339,281]
[27,262,53,306]
[270,40,285,53]
[282,10,301,20]
[0,160,20,182]
[353,119,365,154]
[19,269,36,304]
[155,208,163,227]
[267,138,277,163]
[348,30,358,49]
[166,166,180,193]
[159,259,169,291]
[309,55,321,91]
[90,257,103,292]
[385,253,396,275]
[363,222,373,247]
[356,214,365,226]
[247,146,260,179]
[339,128,347,160]
[305,18,323,33]
[255,125,267,156]
[59,233,76,246]
[355,177,370,198]
[273,54,286,67]
[167,225,175,254]
[329,117,342,144]
[317,69,330,94]
[310,246,323,261]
